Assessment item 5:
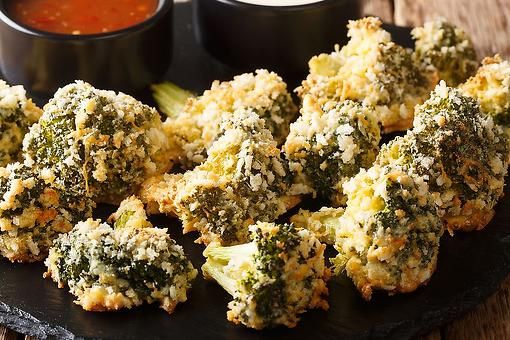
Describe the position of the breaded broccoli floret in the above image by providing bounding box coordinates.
[44,197,197,314]
[332,164,443,300]
[412,19,478,86]
[0,162,93,262]
[284,96,380,205]
[290,207,344,245]
[141,110,299,246]
[0,81,42,166]
[155,70,298,168]
[202,222,329,329]
[377,82,509,232]
[22,81,170,204]
[461,55,510,126]
[298,17,433,133]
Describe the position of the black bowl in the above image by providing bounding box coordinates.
[0,0,173,96]
[193,0,361,81]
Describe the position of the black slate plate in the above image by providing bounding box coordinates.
[2,3,510,340]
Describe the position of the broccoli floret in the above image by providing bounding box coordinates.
[141,110,300,245]
[157,70,298,168]
[377,82,509,232]
[44,197,197,314]
[22,81,171,204]
[298,17,433,133]
[0,81,42,166]
[331,164,443,300]
[0,162,93,262]
[202,222,330,329]
[284,97,380,205]
[412,19,478,86]
[460,55,510,126]
[290,207,344,245]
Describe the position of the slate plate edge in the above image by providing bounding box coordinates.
[0,301,74,339]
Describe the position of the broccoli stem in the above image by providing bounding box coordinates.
[320,215,342,243]
[113,211,134,229]
[203,242,257,264]
[202,260,239,297]
[202,242,258,297]
[151,82,194,118]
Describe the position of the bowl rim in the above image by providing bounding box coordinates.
[0,0,172,41]
[210,0,357,11]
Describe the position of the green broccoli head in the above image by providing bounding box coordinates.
[158,70,298,168]
[284,97,380,206]
[173,109,299,246]
[377,82,509,232]
[412,19,478,86]
[22,81,171,204]
[44,196,197,314]
[0,81,42,166]
[0,162,93,263]
[332,164,443,300]
[202,222,330,329]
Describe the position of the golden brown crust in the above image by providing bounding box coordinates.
[138,174,183,216]
[160,300,178,315]
[460,54,510,125]
[444,205,496,233]
[382,117,415,134]
[79,296,179,315]
[308,255,330,311]
[298,17,434,133]
[336,165,443,300]
[281,195,302,211]
[354,264,436,301]
[44,199,197,315]
[6,252,46,263]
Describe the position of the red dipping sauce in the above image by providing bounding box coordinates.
[6,0,159,35]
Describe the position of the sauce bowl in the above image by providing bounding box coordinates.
[0,0,173,96]
[193,0,361,80]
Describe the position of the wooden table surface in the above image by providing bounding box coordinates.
[2,0,510,339]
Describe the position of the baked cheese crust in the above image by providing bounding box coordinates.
[297,17,434,133]
[44,197,197,314]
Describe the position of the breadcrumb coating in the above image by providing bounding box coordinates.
[22,81,171,204]
[461,55,510,126]
[333,164,443,300]
[163,70,297,168]
[0,162,93,262]
[202,222,329,329]
[142,110,299,245]
[378,82,509,232]
[44,197,197,314]
[284,96,380,206]
[290,207,344,245]
[412,18,478,87]
[298,17,434,133]
[138,173,183,215]
[0,81,42,166]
